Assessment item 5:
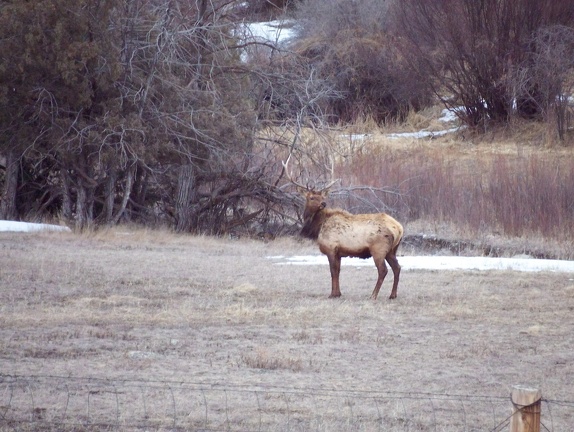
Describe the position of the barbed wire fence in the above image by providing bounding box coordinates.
[1,374,572,431]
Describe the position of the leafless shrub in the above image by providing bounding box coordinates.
[510,25,574,143]
[391,0,574,129]
[336,146,574,246]
[290,0,432,124]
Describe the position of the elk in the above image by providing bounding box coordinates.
[285,162,403,300]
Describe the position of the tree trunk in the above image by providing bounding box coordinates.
[175,164,197,232]
[112,164,136,225]
[75,184,88,231]
[60,168,73,221]
[75,182,95,230]
[0,150,19,220]
[104,168,117,223]
[86,184,94,224]
[131,166,148,222]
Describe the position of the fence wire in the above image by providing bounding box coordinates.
[0,374,570,431]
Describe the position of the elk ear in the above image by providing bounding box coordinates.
[319,201,326,210]
[296,186,308,195]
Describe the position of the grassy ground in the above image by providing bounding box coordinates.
[1,229,573,430]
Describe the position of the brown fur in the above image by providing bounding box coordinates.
[300,189,403,300]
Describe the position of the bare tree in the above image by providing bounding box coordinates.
[510,25,574,142]
[391,0,574,128]
[0,148,18,220]
[290,0,431,124]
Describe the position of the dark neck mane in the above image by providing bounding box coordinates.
[300,209,327,240]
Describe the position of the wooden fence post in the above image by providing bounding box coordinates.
[509,385,541,432]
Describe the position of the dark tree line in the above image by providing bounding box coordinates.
[1,0,574,232]
[0,0,335,232]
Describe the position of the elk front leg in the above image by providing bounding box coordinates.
[326,253,342,298]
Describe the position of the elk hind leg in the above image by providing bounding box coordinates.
[370,254,388,300]
[386,245,401,300]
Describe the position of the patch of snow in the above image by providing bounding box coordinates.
[269,255,574,273]
[386,126,462,140]
[0,220,71,233]
[243,20,296,44]
[237,20,296,61]
[340,133,371,142]
[438,107,461,123]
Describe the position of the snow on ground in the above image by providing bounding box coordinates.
[0,220,71,233]
[269,254,574,273]
[242,20,296,44]
[438,107,463,123]
[385,107,466,139]
[341,110,464,142]
[238,20,296,61]
[385,126,462,140]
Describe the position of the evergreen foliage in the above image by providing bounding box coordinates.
[0,0,274,231]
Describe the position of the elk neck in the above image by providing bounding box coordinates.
[300,207,329,240]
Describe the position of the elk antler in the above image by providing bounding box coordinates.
[282,154,310,192]
[319,158,339,192]
[282,153,339,193]
[318,178,339,193]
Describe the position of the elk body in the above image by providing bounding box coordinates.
[299,188,403,300]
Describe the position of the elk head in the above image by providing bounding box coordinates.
[282,157,338,223]
[300,187,329,222]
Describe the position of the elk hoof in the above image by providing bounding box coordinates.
[328,293,342,298]
[389,293,397,300]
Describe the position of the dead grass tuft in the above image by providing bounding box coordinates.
[339,114,382,134]
[240,348,304,372]
[227,283,259,297]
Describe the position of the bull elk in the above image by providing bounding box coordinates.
[285,162,403,300]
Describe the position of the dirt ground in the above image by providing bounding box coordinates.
[1,229,573,431]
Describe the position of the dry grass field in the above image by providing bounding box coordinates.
[1,228,574,430]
